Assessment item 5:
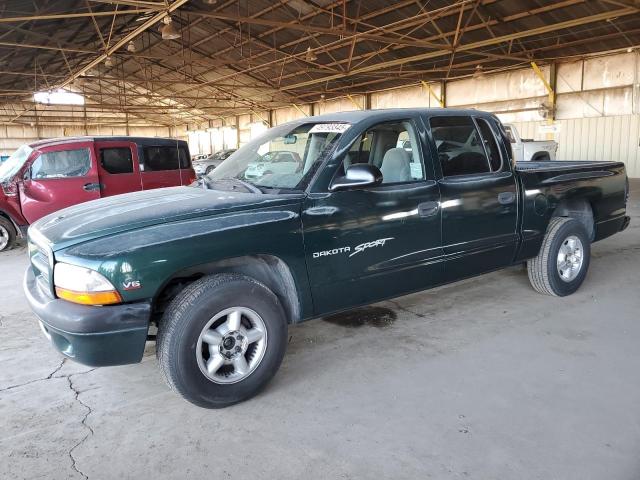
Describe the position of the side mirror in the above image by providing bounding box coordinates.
[330,163,383,191]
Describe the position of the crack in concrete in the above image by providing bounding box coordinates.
[66,369,97,480]
[0,357,97,478]
[0,357,66,393]
[47,357,67,379]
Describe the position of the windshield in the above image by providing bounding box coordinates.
[0,144,34,183]
[207,122,348,190]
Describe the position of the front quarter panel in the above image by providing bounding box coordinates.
[55,200,311,316]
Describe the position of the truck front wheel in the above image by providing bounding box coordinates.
[157,273,288,408]
[527,217,591,296]
[0,217,17,252]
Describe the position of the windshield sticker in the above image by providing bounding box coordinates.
[309,123,351,134]
[312,237,394,259]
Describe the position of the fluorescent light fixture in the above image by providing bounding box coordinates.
[34,89,85,105]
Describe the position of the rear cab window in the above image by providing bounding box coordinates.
[475,118,503,172]
[429,115,505,177]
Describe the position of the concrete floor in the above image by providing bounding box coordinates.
[1,181,639,480]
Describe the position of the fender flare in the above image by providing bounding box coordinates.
[155,254,302,324]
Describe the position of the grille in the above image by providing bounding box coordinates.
[28,233,53,297]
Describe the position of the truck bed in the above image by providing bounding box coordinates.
[516,160,623,172]
[514,159,628,259]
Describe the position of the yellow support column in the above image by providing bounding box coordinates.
[531,61,556,140]
[291,104,309,117]
[346,94,363,110]
[421,80,444,108]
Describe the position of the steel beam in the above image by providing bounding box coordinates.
[281,7,637,91]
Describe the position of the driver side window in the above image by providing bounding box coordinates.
[31,148,91,180]
[343,120,425,184]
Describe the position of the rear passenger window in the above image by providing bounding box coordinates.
[143,146,190,171]
[31,148,91,179]
[475,118,502,171]
[100,148,133,174]
[430,116,490,177]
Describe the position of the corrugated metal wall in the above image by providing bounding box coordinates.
[511,115,640,178]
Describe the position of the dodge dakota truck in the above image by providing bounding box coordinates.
[24,109,630,408]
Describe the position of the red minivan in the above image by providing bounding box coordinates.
[0,136,195,251]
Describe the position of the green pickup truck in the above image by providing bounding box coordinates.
[24,109,630,408]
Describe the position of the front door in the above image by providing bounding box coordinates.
[19,142,100,224]
[303,118,443,316]
[95,141,141,197]
[427,115,518,281]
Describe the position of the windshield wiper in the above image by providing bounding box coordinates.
[204,177,263,194]
[226,177,263,194]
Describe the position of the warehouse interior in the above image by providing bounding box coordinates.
[1,1,639,175]
[1,1,640,479]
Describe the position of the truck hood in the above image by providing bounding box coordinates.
[30,186,304,251]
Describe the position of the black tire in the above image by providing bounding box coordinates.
[157,273,288,408]
[205,166,214,175]
[0,217,17,252]
[527,217,591,296]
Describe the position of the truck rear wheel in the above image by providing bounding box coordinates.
[156,273,287,408]
[0,217,16,252]
[527,217,591,296]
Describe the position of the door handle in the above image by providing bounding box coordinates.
[83,182,102,192]
[418,201,439,217]
[498,191,515,205]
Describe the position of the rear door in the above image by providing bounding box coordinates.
[19,142,99,223]
[427,115,518,282]
[95,141,141,197]
[140,144,190,189]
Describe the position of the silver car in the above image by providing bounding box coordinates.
[193,149,236,176]
[244,151,302,180]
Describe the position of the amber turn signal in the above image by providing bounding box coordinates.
[55,287,122,306]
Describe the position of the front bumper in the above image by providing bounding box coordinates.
[23,267,151,367]
[621,215,631,231]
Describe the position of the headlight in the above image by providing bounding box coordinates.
[54,263,122,306]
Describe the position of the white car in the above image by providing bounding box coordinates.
[503,124,558,162]
[245,151,302,179]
